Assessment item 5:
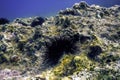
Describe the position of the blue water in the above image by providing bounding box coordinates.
[0,0,120,20]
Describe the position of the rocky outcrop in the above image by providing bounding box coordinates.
[13,16,45,27]
[0,1,120,80]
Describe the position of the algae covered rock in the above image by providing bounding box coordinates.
[87,45,102,59]
[0,54,8,64]
[30,17,45,27]
[13,16,45,27]
[0,44,7,52]
[59,8,80,16]
[73,1,89,9]
[0,1,120,80]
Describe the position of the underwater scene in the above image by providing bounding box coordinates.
[0,0,120,80]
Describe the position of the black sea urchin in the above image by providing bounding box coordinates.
[42,35,79,67]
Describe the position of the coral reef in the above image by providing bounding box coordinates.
[0,1,120,80]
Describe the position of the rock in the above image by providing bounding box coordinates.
[0,25,7,32]
[79,35,91,43]
[59,8,80,16]
[0,18,9,25]
[0,69,21,80]
[0,34,4,40]
[30,17,45,27]
[13,16,45,27]
[55,16,71,28]
[0,44,7,52]
[73,3,80,9]
[72,33,91,43]
[0,1,119,80]
[73,1,89,9]
[13,17,32,26]
[71,70,97,80]
[14,18,28,26]
[87,46,102,59]
[0,54,8,64]
[96,11,104,18]
[102,9,110,16]
[117,31,120,37]
[79,1,89,9]
[3,32,14,41]
[10,55,20,62]
[33,29,42,40]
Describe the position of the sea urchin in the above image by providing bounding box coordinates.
[42,35,79,67]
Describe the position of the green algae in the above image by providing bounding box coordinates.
[53,54,74,76]
[53,53,97,77]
